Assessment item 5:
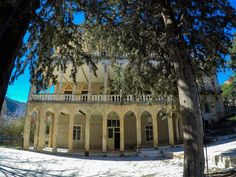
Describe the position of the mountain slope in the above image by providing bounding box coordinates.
[1,97,27,121]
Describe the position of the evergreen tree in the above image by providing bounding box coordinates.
[84,1,236,176]
[0,1,236,177]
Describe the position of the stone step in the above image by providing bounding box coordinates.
[215,149,236,168]
[138,148,172,158]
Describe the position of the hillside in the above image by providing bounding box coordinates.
[1,97,27,121]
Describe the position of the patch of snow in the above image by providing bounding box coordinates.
[0,137,235,177]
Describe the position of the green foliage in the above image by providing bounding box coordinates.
[85,0,236,96]
[1,117,25,137]
[228,115,236,122]
[222,74,236,101]
[82,1,236,116]
[229,34,236,70]
[10,1,98,92]
[8,1,236,96]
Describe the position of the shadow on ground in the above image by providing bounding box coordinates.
[0,162,79,177]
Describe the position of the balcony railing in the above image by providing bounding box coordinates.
[30,94,170,103]
[199,85,222,94]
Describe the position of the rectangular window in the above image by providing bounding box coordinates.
[108,128,113,138]
[204,103,210,113]
[117,120,120,127]
[145,126,153,141]
[107,120,119,127]
[112,120,117,126]
[73,126,81,140]
[216,102,221,113]
[107,120,112,127]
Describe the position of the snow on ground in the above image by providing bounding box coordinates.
[204,137,236,169]
[0,137,235,177]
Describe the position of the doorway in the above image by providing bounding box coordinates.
[114,128,120,149]
[107,117,120,150]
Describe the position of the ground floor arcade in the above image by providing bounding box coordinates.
[23,102,183,155]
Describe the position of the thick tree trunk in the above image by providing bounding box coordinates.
[0,0,39,114]
[161,6,205,177]
[173,45,205,177]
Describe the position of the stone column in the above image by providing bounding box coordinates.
[48,117,54,148]
[175,118,180,142]
[102,114,107,153]
[23,113,31,150]
[103,64,108,101]
[85,112,91,156]
[68,113,74,153]
[38,112,46,151]
[152,113,158,148]
[136,113,142,150]
[33,119,40,149]
[120,114,125,155]
[52,113,58,152]
[168,117,175,146]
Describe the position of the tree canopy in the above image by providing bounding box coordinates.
[1,1,236,177]
[222,74,236,103]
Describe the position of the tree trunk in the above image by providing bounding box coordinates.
[161,6,205,177]
[173,45,205,177]
[0,0,39,114]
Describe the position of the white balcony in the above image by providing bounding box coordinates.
[30,94,170,103]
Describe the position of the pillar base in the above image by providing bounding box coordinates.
[102,151,107,157]
[37,147,43,152]
[68,149,73,154]
[52,148,57,153]
[85,151,89,156]
[23,146,29,150]
[120,151,125,157]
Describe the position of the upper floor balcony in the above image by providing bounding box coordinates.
[30,93,170,104]
[199,85,222,95]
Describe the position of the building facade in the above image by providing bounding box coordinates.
[199,74,225,127]
[23,61,224,155]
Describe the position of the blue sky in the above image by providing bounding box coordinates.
[6,1,236,102]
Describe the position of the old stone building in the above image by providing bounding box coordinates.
[23,61,224,155]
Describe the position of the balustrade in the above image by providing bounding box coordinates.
[31,94,169,103]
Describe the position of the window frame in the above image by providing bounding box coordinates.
[73,125,82,141]
[145,125,153,142]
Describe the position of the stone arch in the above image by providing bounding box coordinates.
[90,110,103,150]
[107,111,120,119]
[123,108,138,118]
[124,111,137,150]
[29,108,40,149]
[157,109,169,146]
[30,107,40,117]
[105,109,119,118]
[173,115,183,143]
[44,109,56,148]
[45,107,55,115]
[140,110,153,148]
[72,108,87,150]
[60,108,70,115]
